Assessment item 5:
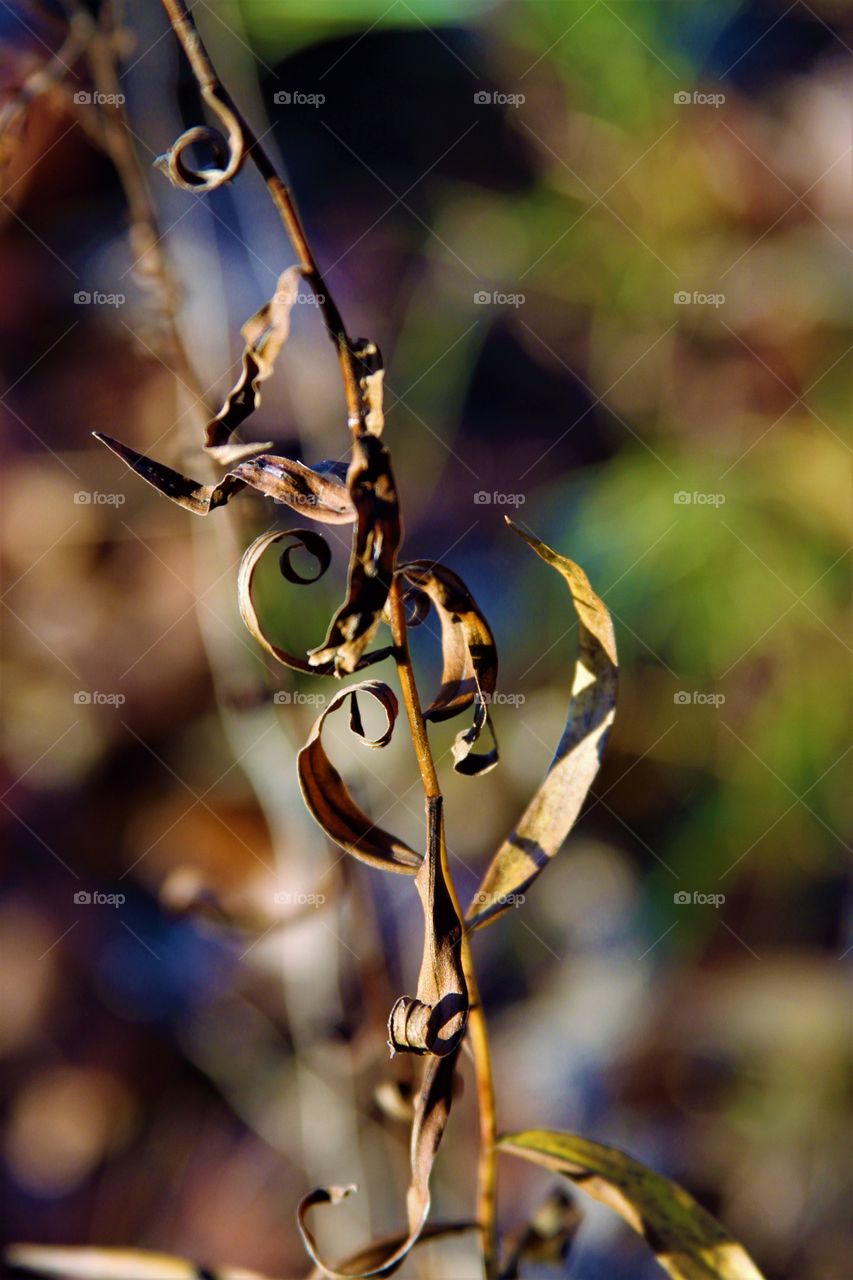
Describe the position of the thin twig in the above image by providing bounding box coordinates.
[388,578,499,1280]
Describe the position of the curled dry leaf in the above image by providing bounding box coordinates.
[5,1244,274,1280]
[398,561,498,776]
[155,79,244,194]
[388,796,468,1056]
[298,1046,461,1279]
[205,266,304,459]
[467,521,617,928]
[94,434,355,523]
[309,433,402,675]
[238,532,392,677]
[305,1221,476,1280]
[297,681,421,871]
[498,1132,766,1280]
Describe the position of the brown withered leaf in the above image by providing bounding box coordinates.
[398,561,498,776]
[5,1244,275,1279]
[498,1132,766,1280]
[388,796,468,1057]
[94,434,355,523]
[298,1046,461,1279]
[309,433,402,675]
[306,1221,476,1280]
[238,532,392,677]
[297,681,421,872]
[205,265,303,460]
[467,521,617,929]
[351,339,385,436]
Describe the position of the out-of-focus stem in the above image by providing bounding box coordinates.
[388,579,499,1280]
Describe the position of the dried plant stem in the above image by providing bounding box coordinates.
[388,579,499,1279]
[159,0,362,430]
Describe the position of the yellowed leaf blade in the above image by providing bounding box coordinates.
[387,796,468,1056]
[498,1132,766,1280]
[467,521,617,928]
[296,681,421,873]
[398,560,498,776]
[5,1245,274,1280]
[299,1048,460,1278]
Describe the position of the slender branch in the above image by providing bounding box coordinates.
[159,0,362,430]
[388,578,499,1280]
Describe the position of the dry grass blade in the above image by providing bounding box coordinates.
[205,266,303,461]
[388,796,468,1056]
[398,561,498,776]
[498,1132,766,1280]
[95,434,355,521]
[298,1047,461,1278]
[467,520,617,928]
[351,340,385,436]
[309,434,402,674]
[304,1220,476,1279]
[5,1245,277,1280]
[297,681,421,871]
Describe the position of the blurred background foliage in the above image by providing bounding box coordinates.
[0,1,850,1277]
